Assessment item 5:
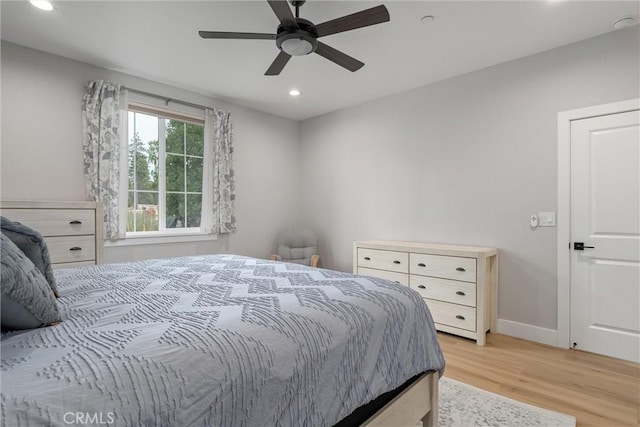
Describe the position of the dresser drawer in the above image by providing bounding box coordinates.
[358,267,409,286]
[358,248,409,273]
[411,275,476,307]
[410,253,476,282]
[45,236,96,264]
[2,208,96,237]
[426,299,477,332]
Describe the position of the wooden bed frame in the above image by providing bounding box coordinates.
[364,371,439,427]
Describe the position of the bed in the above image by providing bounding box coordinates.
[1,254,445,426]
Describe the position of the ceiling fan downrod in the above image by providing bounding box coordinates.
[290,0,306,18]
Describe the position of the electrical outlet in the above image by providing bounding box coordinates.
[539,212,556,227]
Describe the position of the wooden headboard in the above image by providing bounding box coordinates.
[1,200,104,268]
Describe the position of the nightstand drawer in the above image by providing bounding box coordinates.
[410,253,476,282]
[2,208,96,237]
[358,248,408,273]
[426,299,476,332]
[411,275,476,307]
[358,267,409,286]
[45,235,96,264]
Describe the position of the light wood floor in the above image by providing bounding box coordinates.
[437,332,640,427]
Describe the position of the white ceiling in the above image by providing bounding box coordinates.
[1,1,638,120]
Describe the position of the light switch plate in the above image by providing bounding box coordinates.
[539,211,556,227]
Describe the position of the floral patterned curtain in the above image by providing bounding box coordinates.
[209,109,237,234]
[81,80,124,240]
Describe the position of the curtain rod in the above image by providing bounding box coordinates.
[124,87,208,111]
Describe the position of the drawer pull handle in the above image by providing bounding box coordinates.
[455,315,466,320]
[456,267,466,272]
[418,285,426,289]
[418,263,426,267]
[364,257,371,261]
[69,220,83,225]
[393,260,401,264]
[69,247,82,251]
[456,291,466,296]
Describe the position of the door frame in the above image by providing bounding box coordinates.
[556,98,640,349]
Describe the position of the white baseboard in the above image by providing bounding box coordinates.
[496,319,560,348]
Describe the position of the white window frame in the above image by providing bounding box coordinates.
[105,92,216,247]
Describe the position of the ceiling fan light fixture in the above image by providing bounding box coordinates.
[281,38,313,56]
[277,30,318,56]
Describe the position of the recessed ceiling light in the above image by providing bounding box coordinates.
[420,15,435,24]
[30,0,54,11]
[289,89,301,97]
[613,16,636,30]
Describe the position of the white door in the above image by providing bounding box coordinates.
[570,109,640,363]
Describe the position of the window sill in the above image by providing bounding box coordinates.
[104,231,218,247]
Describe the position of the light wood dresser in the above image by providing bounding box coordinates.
[1,200,104,268]
[353,240,498,345]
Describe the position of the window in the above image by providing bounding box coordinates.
[127,104,207,236]
[82,82,234,245]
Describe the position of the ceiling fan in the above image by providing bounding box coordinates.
[199,0,390,76]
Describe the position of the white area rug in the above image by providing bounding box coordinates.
[439,377,576,427]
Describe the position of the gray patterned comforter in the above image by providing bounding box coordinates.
[1,255,444,426]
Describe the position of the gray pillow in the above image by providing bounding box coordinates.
[1,232,61,330]
[1,216,58,298]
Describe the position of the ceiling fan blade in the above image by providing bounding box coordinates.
[267,0,298,29]
[265,51,292,76]
[314,5,390,38]
[315,42,364,72]
[199,31,276,40]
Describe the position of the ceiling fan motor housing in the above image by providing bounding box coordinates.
[276,18,318,56]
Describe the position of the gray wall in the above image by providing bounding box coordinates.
[2,26,639,335]
[1,41,302,263]
[299,26,640,331]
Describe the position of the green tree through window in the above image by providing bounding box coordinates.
[164,119,204,228]
[128,110,204,233]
